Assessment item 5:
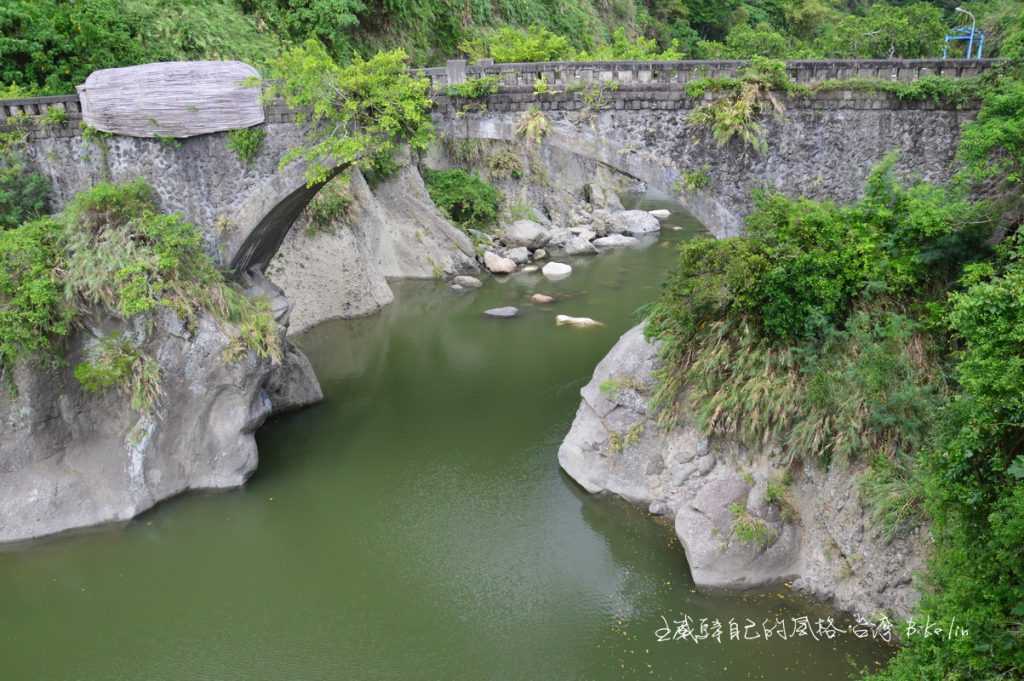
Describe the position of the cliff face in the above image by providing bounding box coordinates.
[0,279,322,544]
[558,324,927,619]
[267,161,479,335]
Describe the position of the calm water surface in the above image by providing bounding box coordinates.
[0,195,891,680]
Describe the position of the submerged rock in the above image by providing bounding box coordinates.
[556,315,604,328]
[521,265,540,274]
[483,250,517,274]
[648,209,671,220]
[483,306,519,318]
[503,220,550,249]
[531,293,555,304]
[542,262,573,280]
[564,235,598,256]
[593,234,639,249]
[453,275,483,289]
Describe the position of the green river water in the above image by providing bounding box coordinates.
[0,195,891,680]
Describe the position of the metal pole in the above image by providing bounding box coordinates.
[956,7,977,59]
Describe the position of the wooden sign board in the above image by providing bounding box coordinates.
[77,61,265,138]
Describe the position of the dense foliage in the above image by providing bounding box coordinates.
[0,0,281,94]
[423,168,502,231]
[0,180,280,406]
[0,128,50,230]
[646,158,988,461]
[264,41,434,186]
[649,51,1024,681]
[5,1,1024,95]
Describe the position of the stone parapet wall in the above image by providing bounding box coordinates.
[433,86,977,115]
[2,58,999,138]
[415,58,1001,91]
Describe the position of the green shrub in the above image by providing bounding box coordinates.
[813,2,945,59]
[74,333,161,412]
[444,76,500,99]
[678,166,710,192]
[423,168,501,231]
[40,106,68,126]
[226,126,266,164]
[460,25,573,63]
[305,175,352,235]
[578,27,682,60]
[486,149,523,179]
[729,502,775,547]
[0,216,71,373]
[0,131,51,230]
[265,40,434,187]
[514,106,549,144]
[0,179,282,394]
[646,158,988,463]
[870,234,1024,680]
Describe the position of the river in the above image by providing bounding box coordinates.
[0,195,890,680]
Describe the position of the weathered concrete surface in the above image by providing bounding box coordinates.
[266,163,479,336]
[0,287,322,544]
[25,116,312,270]
[437,92,975,237]
[558,324,928,619]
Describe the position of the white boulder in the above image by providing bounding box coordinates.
[610,210,661,236]
[556,315,604,328]
[542,262,573,280]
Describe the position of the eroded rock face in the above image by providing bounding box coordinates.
[558,324,927,619]
[268,162,478,336]
[0,287,323,544]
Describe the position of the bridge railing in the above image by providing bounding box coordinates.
[414,58,1001,92]
[0,94,82,128]
[1,58,1002,128]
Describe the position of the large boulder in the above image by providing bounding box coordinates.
[503,220,550,249]
[557,324,927,620]
[675,476,801,588]
[542,262,572,280]
[484,250,517,274]
[0,299,322,544]
[610,210,661,236]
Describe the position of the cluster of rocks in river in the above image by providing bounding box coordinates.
[473,187,669,277]
[558,325,928,621]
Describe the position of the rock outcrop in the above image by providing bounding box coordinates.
[558,324,928,619]
[267,161,478,336]
[0,281,322,544]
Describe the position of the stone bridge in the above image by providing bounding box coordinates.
[1,58,997,269]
